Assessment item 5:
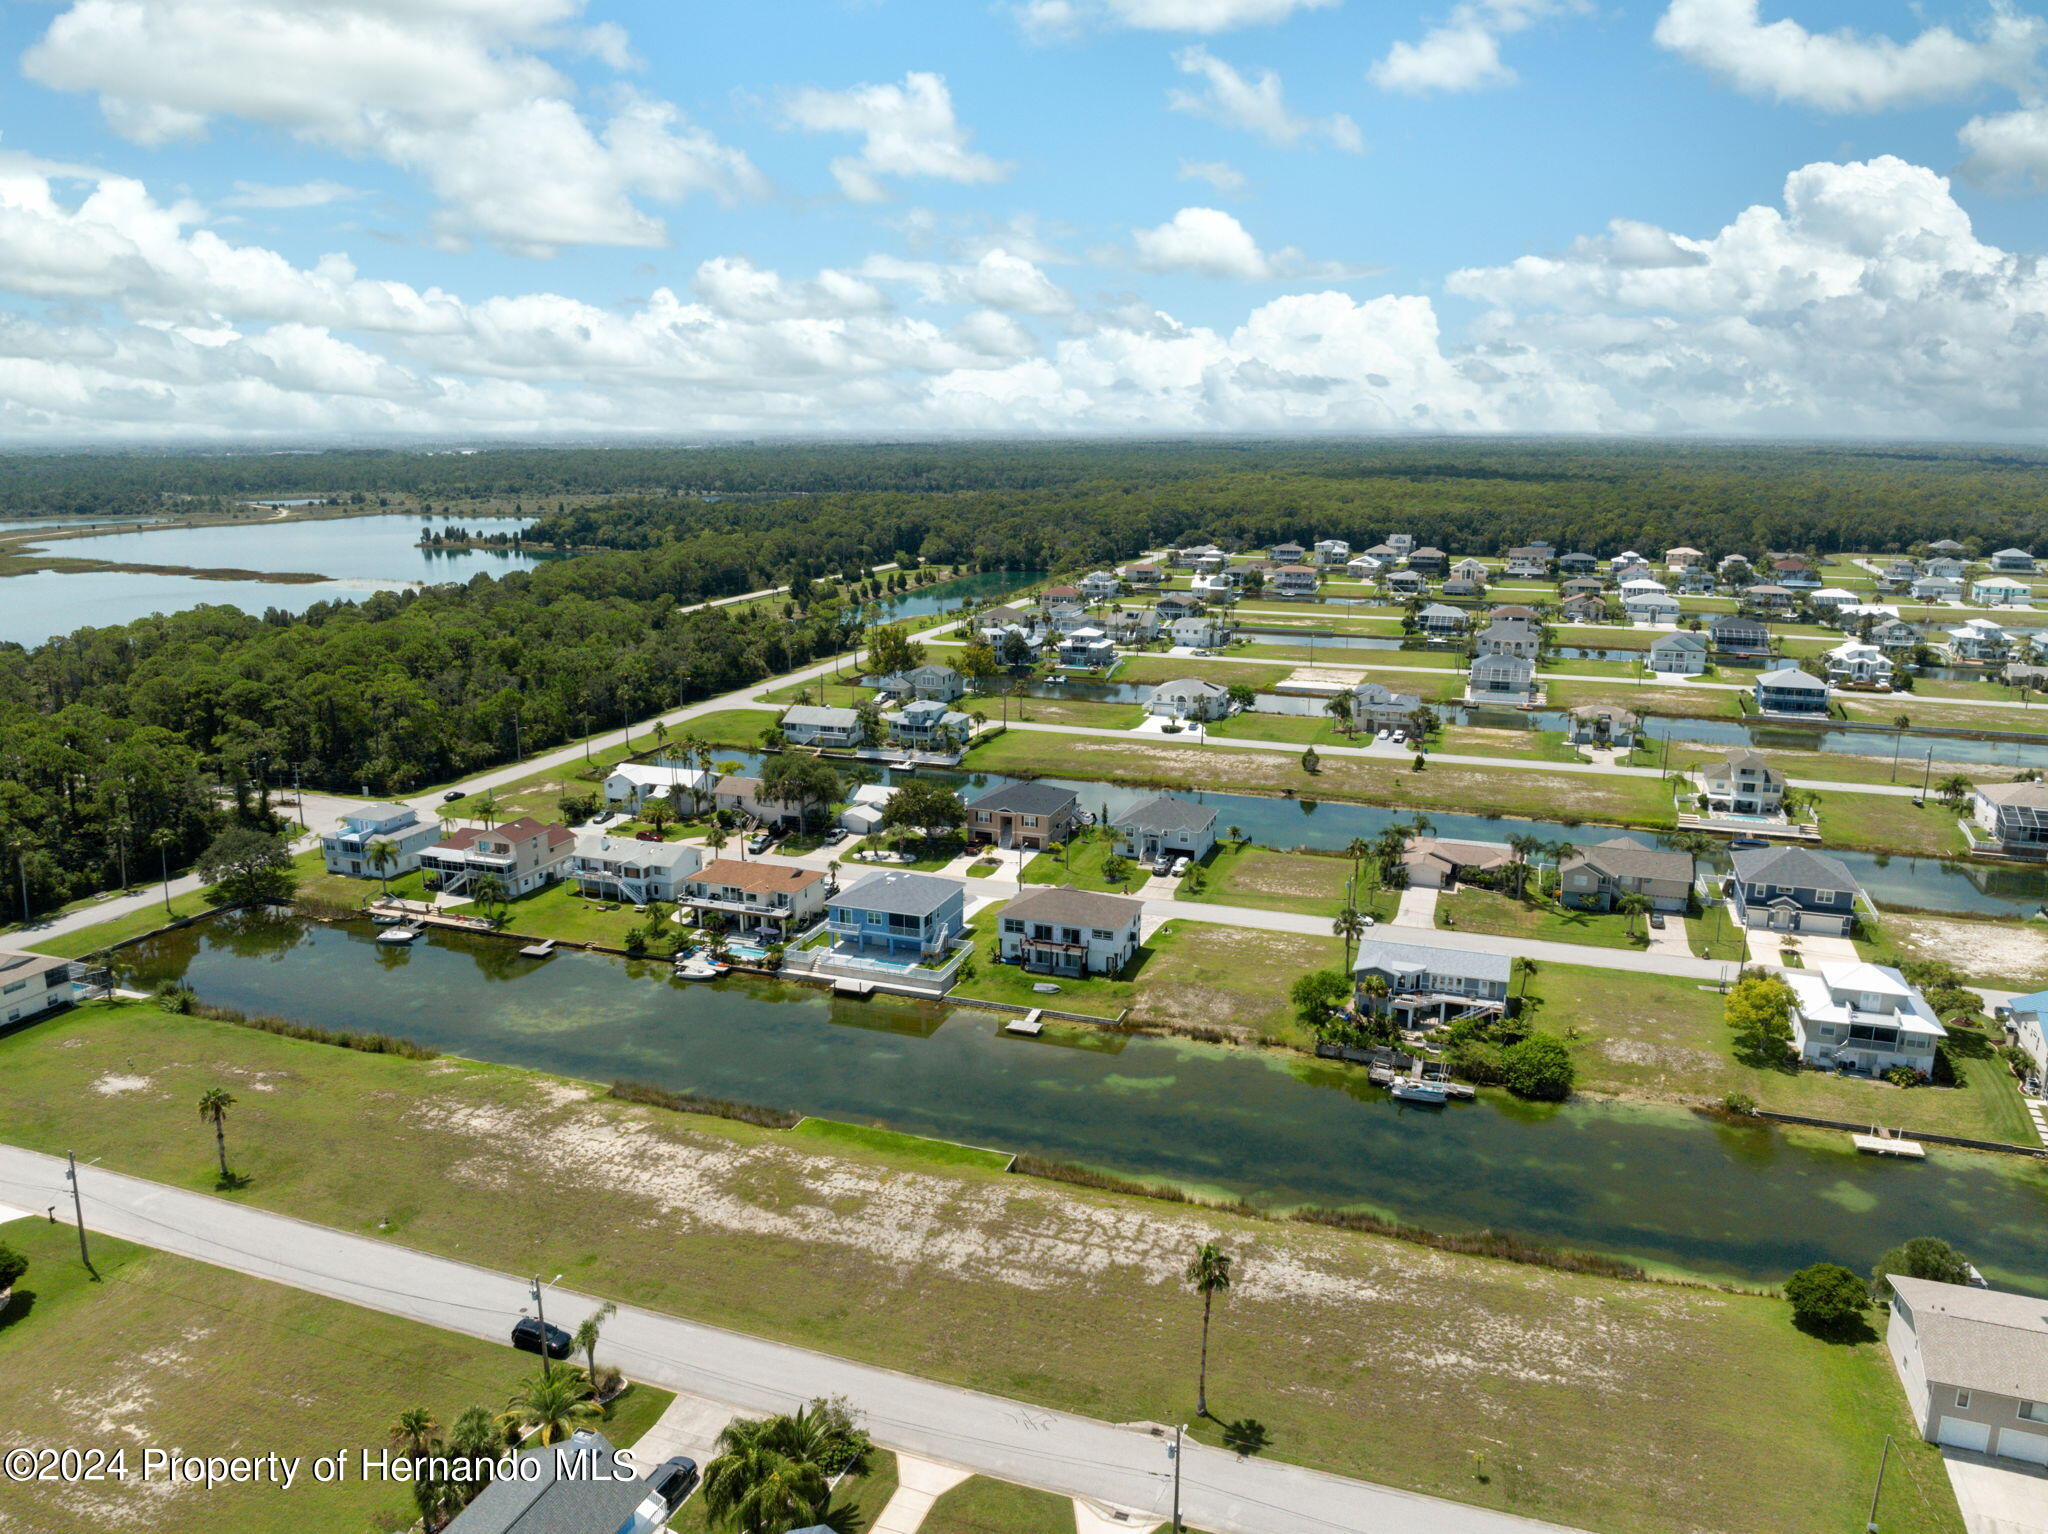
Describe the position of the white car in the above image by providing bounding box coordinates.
[1376,727,1391,740]
[1170,856,1190,878]
[1390,730,1406,745]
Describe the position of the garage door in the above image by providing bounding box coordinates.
[1997,1427,2048,1466]
[1938,1417,1992,1452]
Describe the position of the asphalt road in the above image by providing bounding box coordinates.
[0,1144,1584,1534]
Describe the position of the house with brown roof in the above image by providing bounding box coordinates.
[421,817,575,898]
[996,886,1142,977]
[678,857,830,935]
[1399,837,1515,890]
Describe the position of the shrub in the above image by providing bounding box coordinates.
[622,929,648,959]
[607,1079,800,1129]
[1501,1033,1574,1101]
[1882,1064,1922,1088]
[1784,1262,1869,1333]
[1724,973,1795,1069]
[153,979,197,1014]
[0,1241,25,1294]
[1871,1236,1972,1300]
[1721,1091,1757,1116]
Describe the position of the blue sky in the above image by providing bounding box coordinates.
[0,0,2043,441]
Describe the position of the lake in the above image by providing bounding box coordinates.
[115,908,2048,1289]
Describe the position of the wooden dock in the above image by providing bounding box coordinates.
[1366,1062,1475,1099]
[1852,1128,1926,1158]
[519,939,557,959]
[1004,1008,1045,1037]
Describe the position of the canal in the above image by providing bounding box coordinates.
[115,908,2048,1289]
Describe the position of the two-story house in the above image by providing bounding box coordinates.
[1113,795,1218,867]
[1416,602,1468,639]
[1349,680,1423,730]
[1473,616,1542,659]
[1080,570,1122,602]
[1101,606,1161,644]
[968,782,1079,851]
[827,870,966,959]
[1407,545,1447,573]
[1145,678,1232,721]
[1382,568,1428,598]
[1121,561,1164,586]
[1466,652,1538,705]
[1271,564,1321,597]
[1946,619,2012,663]
[569,834,704,905]
[1970,780,2048,856]
[421,816,575,898]
[1449,557,1489,585]
[1786,962,1944,1076]
[1664,546,1706,570]
[605,761,717,813]
[1312,538,1351,566]
[1753,666,1830,715]
[0,950,78,1026]
[872,664,966,703]
[997,886,1142,977]
[1648,630,1709,674]
[1699,749,1785,816]
[1729,844,1863,934]
[1741,583,1796,613]
[1556,551,1600,576]
[1991,547,2038,572]
[1504,545,1552,578]
[1559,838,1694,914]
[884,698,975,751]
[780,705,866,749]
[1169,614,1229,649]
[1558,593,1608,625]
[680,857,830,936]
[1887,1276,2048,1467]
[1623,589,1682,626]
[320,801,441,879]
[1351,939,1512,1027]
[1345,555,1383,580]
[1770,557,1820,589]
[1825,640,1894,689]
[1972,576,2034,607]
[1056,627,1117,669]
[1912,574,1964,602]
[1565,703,1639,749]
[1267,541,1307,564]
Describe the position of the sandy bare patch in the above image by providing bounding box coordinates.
[1888,914,2048,986]
[92,1073,152,1095]
[1598,1039,1722,1073]
[1227,853,1341,900]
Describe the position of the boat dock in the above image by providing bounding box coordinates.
[1004,1009,1045,1037]
[519,939,557,959]
[1852,1127,1926,1158]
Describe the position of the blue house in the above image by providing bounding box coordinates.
[827,871,967,958]
[1753,666,1830,716]
[319,802,440,879]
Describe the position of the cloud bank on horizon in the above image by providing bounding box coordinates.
[0,0,2045,442]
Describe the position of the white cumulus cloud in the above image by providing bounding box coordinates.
[1370,1,1586,95]
[1178,158,1248,192]
[1130,206,1370,280]
[1169,47,1364,150]
[781,72,1011,203]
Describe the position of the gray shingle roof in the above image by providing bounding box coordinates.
[1730,844,1859,894]
[1352,939,1512,985]
[783,704,861,727]
[835,869,964,917]
[971,781,1078,816]
[1005,884,1143,930]
[444,1433,649,1534]
[1567,837,1693,885]
[1148,678,1227,701]
[1892,1277,2048,1400]
[1115,795,1217,835]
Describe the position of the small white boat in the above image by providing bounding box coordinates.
[371,912,402,927]
[1389,1077,1449,1105]
[376,925,420,945]
[1031,982,1062,995]
[675,956,720,980]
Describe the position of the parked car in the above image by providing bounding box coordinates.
[591,810,615,824]
[1390,730,1406,745]
[747,832,774,855]
[1648,911,1666,930]
[1170,856,1190,878]
[1376,727,1390,740]
[647,1457,699,1513]
[824,828,847,845]
[510,1316,573,1359]
[443,789,466,802]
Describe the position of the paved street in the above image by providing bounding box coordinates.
[0,1145,1584,1534]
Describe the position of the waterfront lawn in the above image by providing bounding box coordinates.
[25,887,222,958]
[1545,679,1743,719]
[672,708,784,750]
[922,1476,1075,1533]
[1207,712,1354,748]
[0,1215,642,1534]
[289,847,431,910]
[963,731,1676,830]
[493,880,656,949]
[1111,656,1294,691]
[1125,920,1342,1047]
[1005,695,1145,730]
[1019,832,1148,894]
[1180,844,1385,920]
[1654,740,2017,790]
[1437,887,1647,952]
[1810,792,1970,857]
[951,914,1145,1017]
[0,1001,1965,1534]
[791,1117,1013,1172]
[1838,695,2048,732]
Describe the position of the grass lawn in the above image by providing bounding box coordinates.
[666,1450,901,1534]
[437,741,639,823]
[1654,739,2015,790]
[1437,886,1649,952]
[1020,832,1149,894]
[0,1215,667,1534]
[289,847,432,910]
[949,917,1143,1017]
[25,887,223,958]
[1440,726,1583,764]
[1532,965,2032,1143]
[0,1000,1965,1534]
[963,731,1676,832]
[792,1116,1014,1170]
[491,880,653,948]
[1546,679,1744,719]
[1125,919,1341,1047]
[1810,791,1971,857]
[1111,656,1295,690]
[670,708,784,750]
[1839,695,2048,732]
[1003,696,1145,730]
[1180,843,1388,921]
[1208,712,1356,748]
[922,1475,1075,1533]
[756,678,874,707]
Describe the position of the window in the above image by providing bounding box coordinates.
[1002,919,1023,934]
[1091,928,1115,940]
[2021,1401,2047,1423]
[1956,1390,1972,1409]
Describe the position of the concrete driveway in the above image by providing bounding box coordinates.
[1943,1448,2048,1534]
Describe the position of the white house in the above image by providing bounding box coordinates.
[0,950,79,1027]
[1785,962,1945,1077]
[1466,652,1539,705]
[1700,750,1785,816]
[1970,780,2048,856]
[1911,574,1963,602]
[1348,680,1423,729]
[884,698,976,750]
[1753,666,1830,715]
[998,886,1142,977]
[873,664,965,703]
[1622,590,1682,626]
[1972,576,2033,607]
[1313,538,1351,566]
[605,761,718,812]
[1080,570,1122,602]
[1352,939,1512,1027]
[1271,564,1321,596]
[1345,555,1383,579]
[1990,547,2038,572]
[1808,586,1859,610]
[1647,630,1709,675]
[1057,627,1117,669]
[1946,619,2012,663]
[780,705,865,749]
[1101,606,1161,643]
[1664,546,1706,570]
[568,834,703,904]
[1146,678,1232,720]
[320,802,441,879]
[1114,795,1218,866]
[839,782,897,835]
[1824,640,1894,688]
[1170,614,1229,649]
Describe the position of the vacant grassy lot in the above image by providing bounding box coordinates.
[792,1117,1014,1171]
[1112,655,1294,690]
[1208,711,1354,747]
[1125,920,1340,1047]
[1810,791,1970,857]
[1005,696,1145,729]
[0,1216,667,1534]
[1863,912,2048,993]
[1437,887,1648,952]
[1839,695,2048,731]
[1440,726,1583,763]
[1534,965,2032,1143]
[0,1000,1962,1534]
[964,732,1675,830]
[1546,679,1744,719]
[924,1475,1077,1532]
[1181,843,1384,920]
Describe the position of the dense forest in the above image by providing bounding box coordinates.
[2,437,2046,922]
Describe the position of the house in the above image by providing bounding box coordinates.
[837,782,897,835]
[1970,781,2048,856]
[443,1430,685,1534]
[780,704,865,749]
[1080,570,1121,602]
[1039,583,1085,607]
[1787,963,1944,1077]
[1565,703,1639,748]
[968,782,1079,850]
[1449,556,1489,584]
[1559,594,1608,624]
[1676,566,1716,594]
[1173,543,1223,568]
[1382,568,1427,597]
[1155,591,1201,620]
[1313,538,1351,566]
[1925,539,1967,556]
[1825,640,1894,689]
[1665,546,1706,570]
[1880,559,1920,588]
[1121,561,1164,585]
[1348,680,1423,729]
[1610,550,1646,573]
[2008,662,2048,691]
[1363,541,1403,561]
[1041,601,1093,634]
[1351,939,1512,1026]
[320,802,440,879]
[1268,541,1307,564]
[1622,593,1687,626]
[1741,583,1796,613]
[1700,750,1785,816]
[1169,614,1229,649]
[2001,992,2048,1082]
[1729,845,1862,934]
[1947,619,2012,663]
[1474,616,1542,659]
[1408,545,1448,573]
[1345,555,1383,579]
[1556,578,1608,605]
[1440,577,1485,602]
[1619,575,1669,597]
[1648,629,1710,674]
[421,817,575,898]
[1887,1275,2048,1466]
[1271,564,1321,596]
[1613,562,1655,587]
[1559,838,1694,913]
[1972,576,2033,607]
[1504,546,1552,578]
[1399,837,1515,889]
[713,773,806,828]
[1057,628,1117,669]
[1912,574,1964,602]
[1189,573,1240,604]
[1466,652,1539,705]
[678,857,830,936]
[1557,551,1600,575]
[605,761,717,813]
[873,663,966,703]
[997,886,1142,976]
[1991,547,2038,572]
[1145,678,1232,721]
[1101,605,1161,644]
[1386,532,1416,553]
[1488,604,1542,623]
[1866,616,1922,651]
[0,950,78,1026]
[1926,556,1967,579]
[1809,586,1859,610]
[569,833,703,904]
[1708,613,1772,659]
[1417,602,1469,639]
[1114,795,1218,866]
[885,698,976,750]
[827,870,967,957]
[1769,557,1820,589]
[1716,552,1754,583]
[1753,666,1830,715]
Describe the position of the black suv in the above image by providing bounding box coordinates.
[510,1316,573,1359]
[648,1456,700,1512]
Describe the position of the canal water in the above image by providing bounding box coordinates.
[114,908,2048,1289]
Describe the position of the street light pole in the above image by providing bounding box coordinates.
[1170,1423,1185,1533]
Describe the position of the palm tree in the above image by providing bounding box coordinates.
[1513,955,1538,999]
[1345,836,1372,887]
[1226,824,1244,847]
[705,823,730,861]
[389,1406,440,1465]
[1618,892,1651,939]
[1358,971,1390,1017]
[1506,833,1542,900]
[366,838,398,896]
[152,825,181,914]
[1323,691,1354,737]
[642,797,676,836]
[1936,772,1973,809]
[702,1411,835,1534]
[1185,1241,1234,1419]
[474,791,502,828]
[197,1086,236,1181]
[1332,905,1367,970]
[497,1367,603,1446]
[470,871,508,918]
[574,1300,617,1381]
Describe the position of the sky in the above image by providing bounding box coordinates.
[0,0,2046,444]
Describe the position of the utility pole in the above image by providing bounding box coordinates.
[65,1151,97,1280]
[1170,1423,1184,1532]
[1920,748,1934,800]
[1865,1433,1891,1531]
[530,1274,560,1380]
